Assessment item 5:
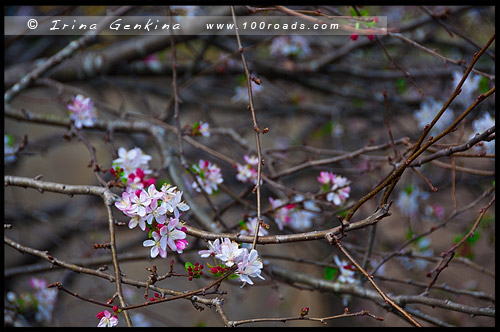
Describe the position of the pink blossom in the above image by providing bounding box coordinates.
[143,230,167,258]
[145,199,168,225]
[236,155,260,185]
[191,159,224,194]
[198,238,222,258]
[240,217,269,237]
[319,172,351,207]
[97,310,119,327]
[236,248,265,287]
[112,147,152,178]
[128,214,147,231]
[317,171,331,185]
[334,255,356,284]
[67,94,97,129]
[115,191,138,217]
[130,190,152,217]
[216,238,243,267]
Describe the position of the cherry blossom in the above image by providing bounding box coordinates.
[112,147,152,178]
[192,121,210,137]
[97,310,119,327]
[326,174,351,206]
[115,191,138,217]
[216,238,243,267]
[198,238,222,258]
[317,171,331,185]
[67,94,97,129]
[470,112,495,154]
[29,277,57,323]
[145,199,168,225]
[143,229,167,258]
[191,159,224,194]
[165,191,190,219]
[236,248,265,287]
[270,35,311,59]
[236,155,260,185]
[334,255,356,284]
[288,196,320,231]
[130,190,152,217]
[240,217,269,237]
[318,172,351,207]
[128,214,147,231]
[268,197,294,230]
[162,218,188,253]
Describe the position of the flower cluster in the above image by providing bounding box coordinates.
[317,171,351,206]
[413,97,454,136]
[191,159,223,195]
[270,35,311,59]
[470,112,495,154]
[67,94,98,129]
[198,238,264,287]
[185,262,204,281]
[236,155,260,185]
[268,195,320,231]
[115,182,190,258]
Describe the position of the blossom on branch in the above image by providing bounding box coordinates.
[198,237,265,287]
[270,35,311,59]
[334,256,356,284]
[470,112,495,153]
[112,147,153,178]
[191,159,223,195]
[318,172,351,207]
[236,155,260,185]
[236,249,265,287]
[97,310,118,327]
[67,94,97,129]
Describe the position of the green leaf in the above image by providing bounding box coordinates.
[5,134,14,147]
[404,184,414,195]
[467,231,480,245]
[324,266,338,281]
[312,121,333,139]
[396,78,407,94]
[185,262,194,272]
[237,74,247,85]
[479,77,489,94]
[350,8,358,17]
[406,228,415,241]
[228,273,239,279]
[360,9,369,16]
[239,219,246,227]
